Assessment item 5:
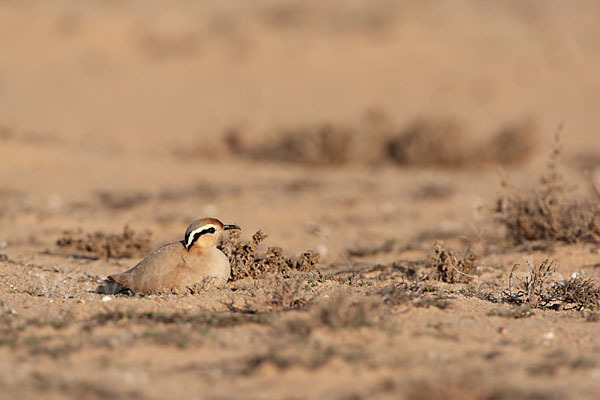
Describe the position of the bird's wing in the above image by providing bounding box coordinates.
[108,242,190,293]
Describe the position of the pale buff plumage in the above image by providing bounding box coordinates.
[106,218,240,294]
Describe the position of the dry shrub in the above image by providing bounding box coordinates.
[496,139,600,244]
[431,243,477,284]
[200,112,535,168]
[249,110,394,166]
[218,230,319,280]
[257,123,354,166]
[482,119,537,165]
[504,260,555,308]
[549,277,600,311]
[387,117,536,168]
[505,260,600,310]
[56,226,151,259]
[386,117,470,167]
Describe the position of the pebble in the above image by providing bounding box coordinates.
[102,295,112,302]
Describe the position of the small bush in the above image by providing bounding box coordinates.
[218,230,319,280]
[504,260,600,310]
[495,138,600,244]
[431,243,477,284]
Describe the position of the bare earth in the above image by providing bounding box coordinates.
[1,1,600,399]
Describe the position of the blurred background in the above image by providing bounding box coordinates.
[1,0,599,254]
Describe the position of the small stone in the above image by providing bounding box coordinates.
[102,296,112,302]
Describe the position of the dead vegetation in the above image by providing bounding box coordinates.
[56,226,152,259]
[186,113,536,168]
[218,230,319,280]
[504,260,600,310]
[253,123,356,166]
[495,138,600,244]
[431,243,477,284]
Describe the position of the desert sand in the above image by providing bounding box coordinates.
[1,1,600,399]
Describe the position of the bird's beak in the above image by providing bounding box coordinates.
[224,224,241,231]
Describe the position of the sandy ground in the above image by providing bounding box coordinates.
[1,1,600,399]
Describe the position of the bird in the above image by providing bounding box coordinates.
[104,218,240,294]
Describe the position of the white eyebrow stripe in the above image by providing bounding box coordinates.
[186,224,218,247]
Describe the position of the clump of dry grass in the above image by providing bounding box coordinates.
[218,230,319,280]
[504,260,600,310]
[495,138,600,244]
[56,226,152,259]
[504,260,555,308]
[431,243,477,284]
[549,277,600,311]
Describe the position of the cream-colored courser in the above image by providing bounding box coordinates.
[106,218,240,294]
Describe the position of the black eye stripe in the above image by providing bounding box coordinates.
[187,226,217,248]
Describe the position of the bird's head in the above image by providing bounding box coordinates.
[183,218,240,251]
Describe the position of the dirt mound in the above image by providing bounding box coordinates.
[56,226,152,259]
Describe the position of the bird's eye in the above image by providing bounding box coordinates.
[208,227,216,234]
